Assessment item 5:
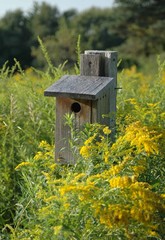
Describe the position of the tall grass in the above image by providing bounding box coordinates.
[0,50,165,239]
[0,47,67,233]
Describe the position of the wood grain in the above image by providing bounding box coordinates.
[44,75,113,100]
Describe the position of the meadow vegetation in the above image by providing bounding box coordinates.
[0,51,165,239]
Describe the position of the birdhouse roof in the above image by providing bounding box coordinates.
[44,75,113,100]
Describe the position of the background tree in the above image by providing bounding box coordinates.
[114,0,165,57]
[0,0,164,70]
[28,1,60,45]
[32,14,78,69]
[73,7,124,51]
[0,10,32,68]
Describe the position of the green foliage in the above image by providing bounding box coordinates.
[114,0,165,58]
[32,19,77,69]
[1,1,164,70]
[0,56,67,230]
[28,2,60,43]
[0,10,32,68]
[72,7,123,51]
[0,55,164,239]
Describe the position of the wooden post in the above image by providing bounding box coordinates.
[80,50,118,128]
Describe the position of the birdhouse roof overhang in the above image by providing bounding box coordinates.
[44,75,113,100]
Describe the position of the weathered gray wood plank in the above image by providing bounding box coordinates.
[85,50,117,128]
[44,75,113,100]
[80,54,101,76]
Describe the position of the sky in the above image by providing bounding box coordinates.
[0,0,114,17]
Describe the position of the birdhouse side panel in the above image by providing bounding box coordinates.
[97,91,111,127]
[109,80,116,128]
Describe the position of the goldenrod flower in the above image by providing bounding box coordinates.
[148,230,160,238]
[80,145,91,158]
[109,176,134,188]
[45,195,57,202]
[39,140,50,149]
[39,206,52,216]
[84,134,96,145]
[53,226,62,235]
[15,161,33,170]
[108,164,123,176]
[161,193,165,199]
[127,98,137,105]
[34,151,43,160]
[42,171,51,181]
[124,121,161,155]
[103,151,110,163]
[72,173,86,182]
[147,102,160,108]
[63,203,70,209]
[132,165,146,174]
[59,186,77,196]
[103,126,111,135]
[49,163,57,171]
[98,204,130,228]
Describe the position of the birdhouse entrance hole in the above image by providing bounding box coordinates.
[71,102,81,113]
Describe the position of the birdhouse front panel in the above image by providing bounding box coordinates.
[55,97,92,164]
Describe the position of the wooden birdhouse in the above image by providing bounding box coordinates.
[44,50,117,164]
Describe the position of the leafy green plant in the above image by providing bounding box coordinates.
[0,51,66,229]
[0,48,164,239]
[5,118,164,239]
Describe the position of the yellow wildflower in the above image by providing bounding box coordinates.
[63,203,70,209]
[127,98,137,105]
[72,173,86,182]
[108,164,123,176]
[147,102,160,108]
[103,126,111,135]
[39,206,52,216]
[59,186,77,196]
[98,204,129,228]
[109,176,135,188]
[130,181,151,190]
[48,178,65,185]
[84,134,97,145]
[34,151,43,160]
[103,151,110,163]
[148,230,160,238]
[161,193,165,199]
[59,182,95,198]
[49,163,57,171]
[124,121,161,155]
[130,207,144,221]
[45,196,57,202]
[80,145,91,158]
[143,141,159,155]
[42,171,51,181]
[132,165,146,174]
[53,226,62,235]
[15,161,33,170]
[39,140,50,149]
